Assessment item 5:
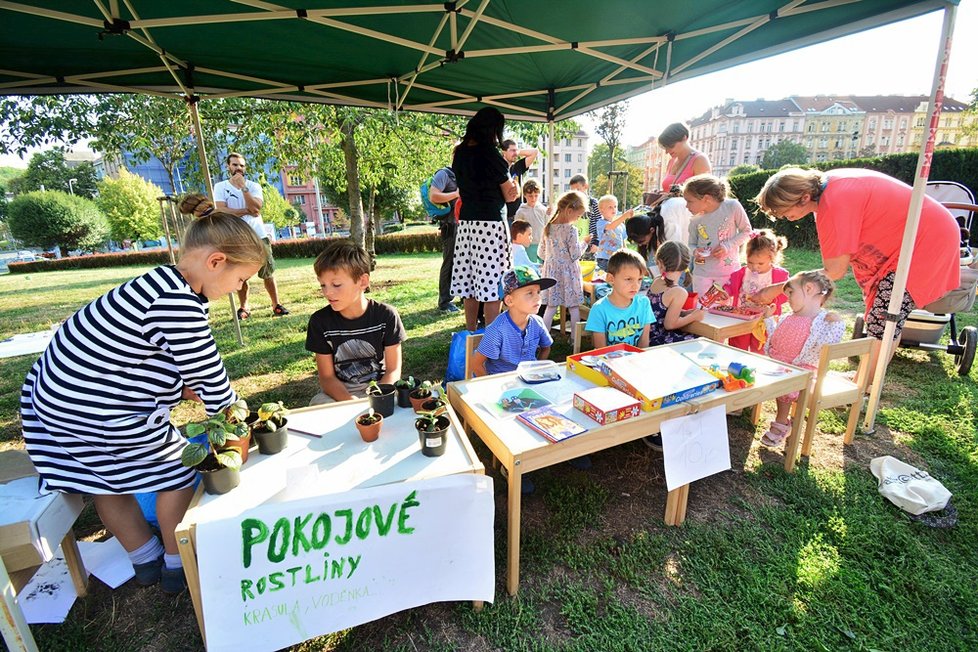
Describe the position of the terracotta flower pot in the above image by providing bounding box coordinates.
[367,383,396,417]
[409,389,435,413]
[415,415,450,457]
[254,420,289,455]
[221,431,252,464]
[355,413,383,442]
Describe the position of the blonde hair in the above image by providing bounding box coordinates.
[682,174,728,203]
[788,269,835,303]
[597,194,618,211]
[754,167,824,218]
[654,241,691,288]
[180,212,266,266]
[746,229,788,265]
[544,190,587,238]
[313,238,371,280]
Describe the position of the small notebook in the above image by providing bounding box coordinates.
[517,406,588,443]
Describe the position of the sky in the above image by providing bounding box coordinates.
[1,2,976,168]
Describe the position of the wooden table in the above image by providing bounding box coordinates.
[175,398,484,642]
[682,310,761,342]
[447,339,810,595]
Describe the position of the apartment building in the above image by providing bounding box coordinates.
[792,96,865,162]
[525,129,590,203]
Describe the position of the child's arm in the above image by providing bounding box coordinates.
[663,287,704,329]
[314,352,356,401]
[591,331,608,348]
[637,324,651,348]
[606,208,634,231]
[471,351,489,377]
[536,345,551,360]
[379,343,402,385]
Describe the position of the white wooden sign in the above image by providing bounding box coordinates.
[661,405,731,491]
[196,474,495,652]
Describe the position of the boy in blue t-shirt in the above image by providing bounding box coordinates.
[472,266,555,377]
[594,195,635,271]
[585,249,655,348]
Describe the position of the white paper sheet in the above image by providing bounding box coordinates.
[0,330,53,359]
[661,405,731,491]
[78,538,134,589]
[18,548,78,624]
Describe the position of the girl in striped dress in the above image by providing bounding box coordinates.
[20,212,265,593]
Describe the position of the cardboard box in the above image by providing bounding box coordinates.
[566,343,643,387]
[573,386,642,426]
[603,348,721,411]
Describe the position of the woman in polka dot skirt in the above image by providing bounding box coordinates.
[450,107,519,331]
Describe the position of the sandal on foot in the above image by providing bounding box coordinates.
[273,304,290,316]
[760,420,790,447]
[236,307,251,320]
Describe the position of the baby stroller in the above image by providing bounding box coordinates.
[854,181,978,375]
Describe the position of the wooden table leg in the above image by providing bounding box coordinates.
[175,522,206,645]
[60,530,88,598]
[505,462,522,596]
[664,484,689,526]
[783,385,810,472]
[1,555,39,652]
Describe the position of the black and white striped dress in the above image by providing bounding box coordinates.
[20,266,236,495]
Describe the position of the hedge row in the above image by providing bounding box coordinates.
[7,231,442,274]
[728,147,978,250]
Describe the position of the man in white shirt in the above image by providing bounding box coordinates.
[214,152,289,318]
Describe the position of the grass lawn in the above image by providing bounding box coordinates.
[0,249,976,651]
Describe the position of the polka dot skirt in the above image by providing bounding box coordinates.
[451,219,511,302]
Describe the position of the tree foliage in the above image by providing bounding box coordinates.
[761,140,810,170]
[96,169,163,243]
[589,102,629,177]
[9,149,99,198]
[728,164,761,177]
[587,143,643,208]
[7,191,108,253]
[258,177,299,229]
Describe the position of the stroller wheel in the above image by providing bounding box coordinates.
[955,326,976,376]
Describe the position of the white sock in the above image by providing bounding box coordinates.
[164,553,183,570]
[128,536,164,565]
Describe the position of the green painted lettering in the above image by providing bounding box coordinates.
[240,578,255,601]
[373,504,397,535]
[268,572,285,592]
[268,517,290,563]
[311,513,331,548]
[398,490,420,534]
[241,518,269,569]
[292,513,313,556]
[334,509,353,544]
[330,558,345,579]
[355,507,373,540]
[347,555,361,578]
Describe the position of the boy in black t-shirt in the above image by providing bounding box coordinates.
[305,240,406,404]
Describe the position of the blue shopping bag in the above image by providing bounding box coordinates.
[444,328,484,383]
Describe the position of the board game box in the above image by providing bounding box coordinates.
[602,348,721,411]
[573,386,642,426]
[516,406,588,443]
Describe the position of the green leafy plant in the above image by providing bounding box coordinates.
[253,401,288,432]
[225,398,249,424]
[414,410,447,432]
[365,380,388,396]
[357,407,382,425]
[410,379,438,399]
[420,396,447,414]
[394,375,416,390]
[180,412,246,470]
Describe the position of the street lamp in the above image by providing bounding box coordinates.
[68,178,78,195]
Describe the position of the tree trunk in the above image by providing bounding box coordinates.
[340,118,365,248]
[365,186,376,265]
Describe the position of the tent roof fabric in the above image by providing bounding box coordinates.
[0,0,946,121]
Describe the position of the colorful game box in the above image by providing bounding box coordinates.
[516,406,588,443]
[566,343,643,386]
[602,348,721,411]
[573,386,642,426]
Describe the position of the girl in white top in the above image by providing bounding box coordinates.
[684,174,753,300]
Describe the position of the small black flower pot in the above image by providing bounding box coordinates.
[201,465,240,495]
[396,386,414,408]
[420,398,447,415]
[367,384,396,417]
[255,420,289,455]
[415,415,450,457]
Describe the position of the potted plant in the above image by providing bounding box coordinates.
[414,410,450,457]
[365,380,396,417]
[394,376,417,408]
[355,408,383,443]
[420,394,447,415]
[221,399,253,463]
[408,380,439,413]
[181,413,246,495]
[250,401,290,455]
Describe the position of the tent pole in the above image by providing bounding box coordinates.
[863,1,956,432]
[546,120,555,205]
[187,94,244,347]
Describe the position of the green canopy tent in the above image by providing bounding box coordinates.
[0,0,961,422]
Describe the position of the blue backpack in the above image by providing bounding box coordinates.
[420,169,453,217]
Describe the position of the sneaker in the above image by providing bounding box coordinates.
[161,565,187,594]
[132,555,163,587]
[643,435,663,452]
[567,455,592,470]
[273,304,290,316]
[438,303,460,313]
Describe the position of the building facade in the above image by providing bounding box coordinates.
[524,129,590,203]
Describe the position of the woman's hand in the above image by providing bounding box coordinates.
[182,386,202,402]
[709,244,726,259]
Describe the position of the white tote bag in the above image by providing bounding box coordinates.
[869,456,951,515]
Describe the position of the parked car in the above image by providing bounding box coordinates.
[14,250,37,263]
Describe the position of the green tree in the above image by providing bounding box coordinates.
[9,149,98,198]
[590,102,629,178]
[258,177,299,229]
[761,140,810,170]
[96,169,163,243]
[0,166,23,187]
[7,191,108,254]
[587,144,643,207]
[728,164,761,177]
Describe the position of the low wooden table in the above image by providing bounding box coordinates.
[448,339,810,595]
[682,310,761,342]
[175,398,484,642]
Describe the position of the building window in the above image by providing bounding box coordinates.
[899,118,907,130]
[883,118,893,130]
[867,135,875,145]
[288,175,304,186]
[564,153,571,162]
[578,153,583,162]
[295,195,306,205]
[897,135,904,146]
[564,169,571,178]
[576,139,582,148]
[881,136,890,146]
[729,153,736,166]
[820,123,829,133]
[733,122,740,133]
[808,124,815,133]
[564,138,571,146]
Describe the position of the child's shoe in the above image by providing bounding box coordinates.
[567,455,592,470]
[161,565,187,594]
[642,434,663,451]
[760,420,791,447]
[132,555,163,587]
